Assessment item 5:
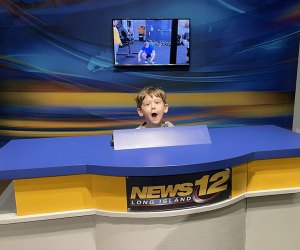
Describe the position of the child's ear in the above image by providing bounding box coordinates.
[164,104,169,113]
[137,108,144,117]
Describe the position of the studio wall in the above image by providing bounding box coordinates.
[1,0,300,138]
[293,42,300,133]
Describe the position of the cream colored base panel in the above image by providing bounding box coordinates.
[95,200,246,250]
[2,194,300,250]
[0,200,246,250]
[246,193,300,250]
[0,216,96,250]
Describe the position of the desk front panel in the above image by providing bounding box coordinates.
[13,158,300,216]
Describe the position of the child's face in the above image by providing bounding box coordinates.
[137,94,168,128]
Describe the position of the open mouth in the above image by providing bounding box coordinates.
[151,113,158,117]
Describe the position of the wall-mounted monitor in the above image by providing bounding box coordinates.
[112,19,190,67]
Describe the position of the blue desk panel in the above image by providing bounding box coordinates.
[1,125,300,179]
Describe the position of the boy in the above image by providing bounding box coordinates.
[135,86,174,128]
[138,40,156,64]
[113,20,122,64]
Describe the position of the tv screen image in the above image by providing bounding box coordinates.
[112,19,190,67]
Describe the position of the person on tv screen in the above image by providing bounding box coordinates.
[135,86,174,128]
[113,20,122,64]
[179,19,190,64]
[138,40,156,64]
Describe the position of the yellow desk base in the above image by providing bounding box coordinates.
[13,157,300,216]
[14,175,126,215]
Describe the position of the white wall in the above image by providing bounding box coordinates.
[292,42,300,133]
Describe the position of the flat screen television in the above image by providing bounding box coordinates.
[112,19,190,67]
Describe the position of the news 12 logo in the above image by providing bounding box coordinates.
[127,168,231,211]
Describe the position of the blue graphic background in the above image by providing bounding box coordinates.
[0,0,300,138]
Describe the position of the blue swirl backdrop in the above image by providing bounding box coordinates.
[0,0,300,138]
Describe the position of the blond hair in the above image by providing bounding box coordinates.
[135,86,167,108]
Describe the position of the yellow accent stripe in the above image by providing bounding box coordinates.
[0,104,293,129]
[248,157,300,191]
[0,119,137,129]
[92,175,127,212]
[0,129,111,137]
[232,164,248,198]
[14,175,93,216]
[0,92,293,107]
[14,174,127,216]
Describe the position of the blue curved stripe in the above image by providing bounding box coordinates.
[216,0,246,13]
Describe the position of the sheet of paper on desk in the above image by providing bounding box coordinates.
[113,125,211,150]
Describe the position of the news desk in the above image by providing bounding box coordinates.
[1,125,300,250]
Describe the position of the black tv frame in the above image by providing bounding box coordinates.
[112,18,190,69]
